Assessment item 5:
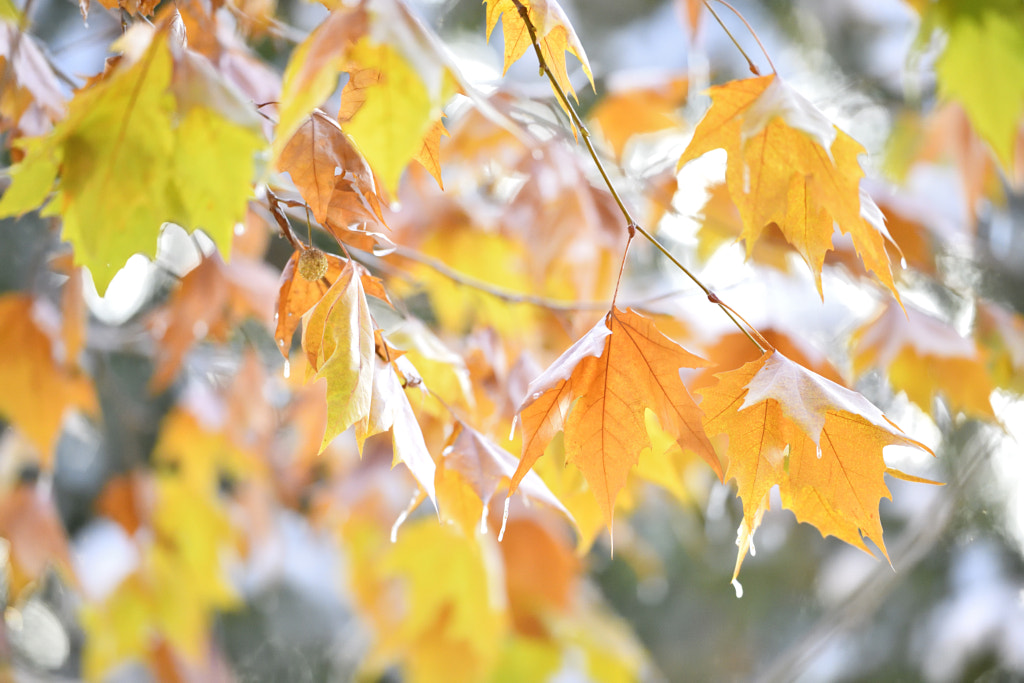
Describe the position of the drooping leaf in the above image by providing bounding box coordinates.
[0,294,96,458]
[678,74,902,300]
[438,421,572,532]
[699,350,934,583]
[484,0,594,102]
[273,6,369,160]
[301,259,376,452]
[851,301,996,420]
[509,308,722,526]
[923,0,1024,171]
[356,355,438,507]
[0,31,264,294]
[274,249,348,358]
[277,110,382,224]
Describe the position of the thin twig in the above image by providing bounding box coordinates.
[706,0,777,75]
[702,0,759,75]
[509,0,767,354]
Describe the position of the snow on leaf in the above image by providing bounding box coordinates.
[484,0,594,103]
[509,308,721,526]
[678,74,901,301]
[699,350,933,581]
[851,301,996,420]
[301,260,375,452]
[440,421,572,531]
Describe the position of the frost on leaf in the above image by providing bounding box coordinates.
[678,74,902,301]
[699,350,935,581]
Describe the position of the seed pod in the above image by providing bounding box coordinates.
[297,247,329,281]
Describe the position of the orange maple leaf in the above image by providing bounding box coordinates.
[507,308,722,527]
[277,110,382,225]
[0,294,96,458]
[274,249,348,358]
[699,350,934,589]
[679,74,901,300]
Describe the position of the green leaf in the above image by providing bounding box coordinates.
[932,0,1024,169]
[0,34,265,294]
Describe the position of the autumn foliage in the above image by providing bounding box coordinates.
[1,0,1023,679]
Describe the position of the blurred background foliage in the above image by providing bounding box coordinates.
[1,0,1024,681]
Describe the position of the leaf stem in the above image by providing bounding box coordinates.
[704,0,777,75]
[510,0,767,354]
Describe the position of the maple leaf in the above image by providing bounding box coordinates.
[699,350,933,584]
[302,259,376,452]
[508,308,722,527]
[921,0,1024,171]
[484,0,594,102]
[338,38,457,195]
[437,421,571,534]
[678,74,901,300]
[0,479,76,593]
[0,294,96,458]
[274,248,348,358]
[0,23,65,139]
[355,354,438,507]
[851,301,996,420]
[0,30,264,293]
[589,75,688,158]
[273,6,369,159]
[148,253,277,392]
[414,117,449,189]
[277,110,382,225]
[344,517,506,682]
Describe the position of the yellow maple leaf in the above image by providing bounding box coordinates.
[678,74,901,300]
[301,260,376,452]
[0,31,264,294]
[339,37,457,195]
[699,350,934,587]
[484,0,594,102]
[509,308,722,527]
[274,6,369,159]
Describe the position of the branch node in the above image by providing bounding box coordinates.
[707,291,721,304]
